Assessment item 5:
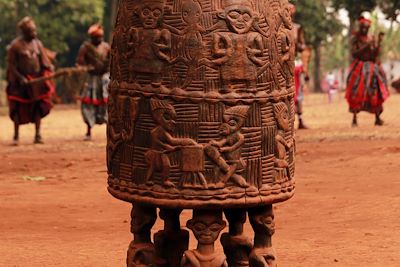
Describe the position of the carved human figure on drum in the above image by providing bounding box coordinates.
[205,106,250,188]
[127,0,171,87]
[145,99,196,188]
[201,0,264,93]
[345,17,389,126]
[6,17,55,145]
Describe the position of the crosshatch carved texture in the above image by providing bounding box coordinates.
[108,0,296,209]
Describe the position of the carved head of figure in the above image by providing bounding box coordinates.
[274,102,289,131]
[187,210,226,245]
[137,0,166,29]
[358,17,371,36]
[250,211,275,236]
[18,17,37,40]
[150,99,177,132]
[220,0,255,34]
[220,106,250,136]
[281,4,293,30]
[182,0,202,25]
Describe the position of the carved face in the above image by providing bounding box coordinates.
[281,7,293,30]
[22,20,37,40]
[182,0,202,25]
[156,109,176,132]
[276,107,289,131]
[188,216,226,245]
[251,214,275,236]
[221,115,243,135]
[138,3,164,29]
[225,6,254,34]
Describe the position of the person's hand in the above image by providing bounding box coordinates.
[20,77,29,85]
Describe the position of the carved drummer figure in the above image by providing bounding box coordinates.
[145,99,196,187]
[181,210,228,267]
[128,0,171,87]
[203,0,263,93]
[205,106,250,188]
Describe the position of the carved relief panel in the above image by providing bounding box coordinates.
[108,0,296,208]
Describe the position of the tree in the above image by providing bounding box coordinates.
[0,0,105,71]
[103,0,119,43]
[378,0,400,23]
[332,0,377,32]
[295,0,343,91]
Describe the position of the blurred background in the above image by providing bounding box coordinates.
[1,0,400,110]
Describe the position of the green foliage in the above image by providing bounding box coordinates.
[378,0,400,22]
[295,0,343,47]
[321,34,349,72]
[332,0,377,21]
[0,0,105,69]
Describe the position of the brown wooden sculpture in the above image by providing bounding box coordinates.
[108,0,296,266]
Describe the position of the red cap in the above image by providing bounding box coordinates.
[358,17,371,25]
[88,24,104,37]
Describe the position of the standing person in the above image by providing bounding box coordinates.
[290,3,310,129]
[326,71,338,104]
[76,24,110,140]
[345,17,389,127]
[6,17,54,145]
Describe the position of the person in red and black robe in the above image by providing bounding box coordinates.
[290,3,309,129]
[6,17,54,145]
[76,24,110,140]
[345,17,389,127]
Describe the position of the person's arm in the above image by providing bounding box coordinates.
[166,132,196,146]
[220,134,244,153]
[37,40,54,71]
[247,34,264,66]
[351,36,370,59]
[153,29,171,62]
[103,43,111,73]
[76,43,87,66]
[7,43,27,84]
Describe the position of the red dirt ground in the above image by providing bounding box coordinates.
[1,93,400,266]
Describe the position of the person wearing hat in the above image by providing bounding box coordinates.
[345,17,389,127]
[76,24,111,140]
[6,16,55,145]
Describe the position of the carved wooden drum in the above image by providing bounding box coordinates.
[107,0,295,209]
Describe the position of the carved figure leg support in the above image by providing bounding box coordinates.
[127,203,157,267]
[183,209,227,267]
[248,205,277,267]
[221,209,252,267]
[154,209,189,267]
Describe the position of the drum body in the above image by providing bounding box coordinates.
[108,0,296,209]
